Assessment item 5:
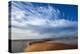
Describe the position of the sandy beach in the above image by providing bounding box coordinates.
[10,38,77,53]
[24,41,77,52]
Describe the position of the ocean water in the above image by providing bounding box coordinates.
[11,40,28,53]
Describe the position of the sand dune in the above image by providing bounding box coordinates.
[24,41,77,52]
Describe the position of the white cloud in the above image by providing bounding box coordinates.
[48,19,77,27]
[10,2,77,40]
[11,2,77,28]
[11,26,77,40]
[11,28,53,40]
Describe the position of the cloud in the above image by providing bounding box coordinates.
[10,2,78,40]
[11,26,77,40]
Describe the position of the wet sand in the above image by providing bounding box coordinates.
[24,41,77,52]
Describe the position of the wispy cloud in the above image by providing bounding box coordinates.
[10,1,78,40]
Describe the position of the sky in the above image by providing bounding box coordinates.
[9,1,78,40]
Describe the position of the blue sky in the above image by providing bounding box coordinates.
[9,1,78,40]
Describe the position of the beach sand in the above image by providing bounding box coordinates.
[24,41,77,52]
